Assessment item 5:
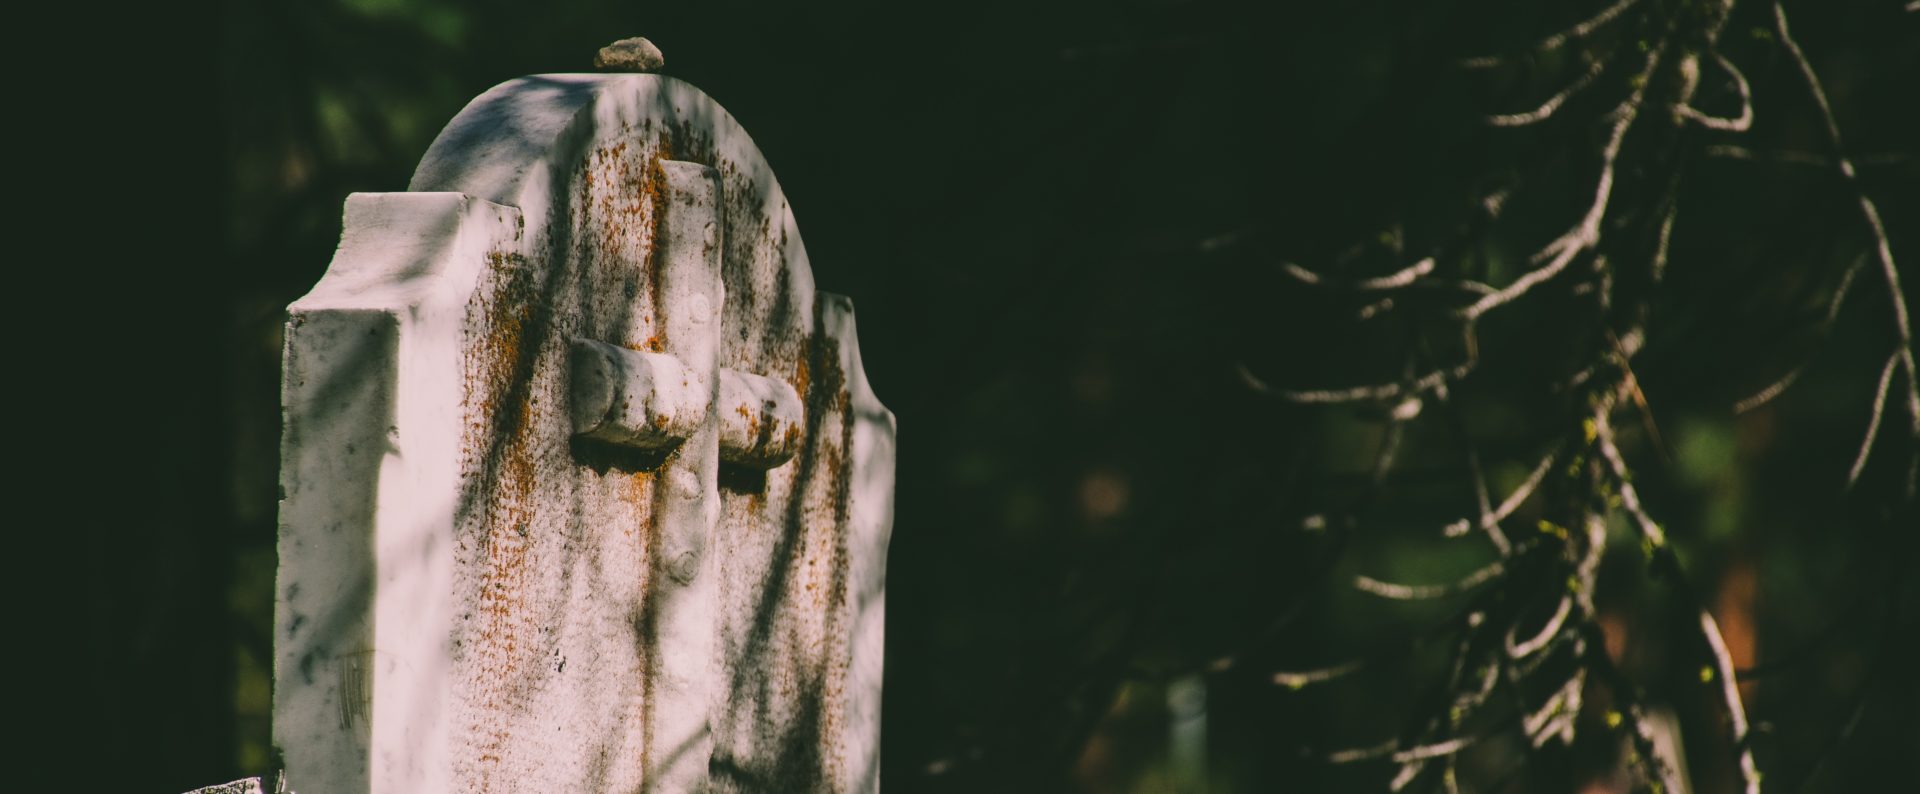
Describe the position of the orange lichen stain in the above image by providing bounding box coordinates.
[460,248,548,780]
[631,398,686,784]
[734,402,767,445]
[818,404,855,781]
[619,333,666,355]
[791,356,810,400]
[640,136,673,346]
[622,469,654,541]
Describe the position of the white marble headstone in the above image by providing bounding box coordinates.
[276,74,895,794]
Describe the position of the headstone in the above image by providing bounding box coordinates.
[276,70,895,794]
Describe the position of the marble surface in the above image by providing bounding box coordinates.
[278,74,895,793]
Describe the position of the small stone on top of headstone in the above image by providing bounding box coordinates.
[594,37,665,72]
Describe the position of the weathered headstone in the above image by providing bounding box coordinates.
[276,65,895,794]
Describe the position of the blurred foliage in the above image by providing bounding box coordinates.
[78,0,1917,791]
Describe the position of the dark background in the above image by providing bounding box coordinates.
[26,0,1916,791]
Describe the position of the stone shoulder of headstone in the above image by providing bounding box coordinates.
[275,57,895,794]
[593,36,665,72]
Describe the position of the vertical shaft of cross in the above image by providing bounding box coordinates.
[642,160,724,791]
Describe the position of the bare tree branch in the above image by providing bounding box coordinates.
[1238,362,1471,405]
[1597,416,1759,794]
[1776,1,1920,493]
[1462,0,1648,68]
[1489,55,1608,127]
[1505,594,1574,659]
[1355,559,1507,601]
[1328,734,1480,765]
[1734,253,1866,414]
[1847,350,1900,488]
[1463,44,1665,320]
[1272,659,1365,689]
[1675,51,1754,132]
[1282,258,1436,290]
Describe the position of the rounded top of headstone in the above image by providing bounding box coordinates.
[593,37,665,72]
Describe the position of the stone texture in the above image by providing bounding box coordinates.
[593,37,666,72]
[184,778,265,794]
[277,74,895,794]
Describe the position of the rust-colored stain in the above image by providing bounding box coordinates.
[461,249,545,776]
[641,146,669,342]
[748,327,854,785]
[449,102,875,787]
[623,469,655,541]
[634,466,664,793]
[582,120,726,790]
[735,402,767,442]
[791,356,811,402]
